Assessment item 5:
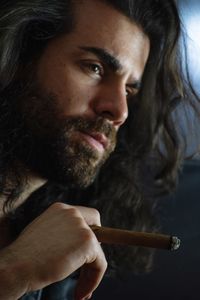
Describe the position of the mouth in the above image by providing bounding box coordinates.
[79,131,109,153]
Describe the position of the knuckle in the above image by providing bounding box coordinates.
[98,246,107,270]
[90,208,101,224]
[80,229,100,254]
[49,202,66,211]
[66,207,80,217]
[48,203,82,220]
[81,228,96,244]
[102,257,108,271]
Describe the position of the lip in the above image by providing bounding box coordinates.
[80,131,108,152]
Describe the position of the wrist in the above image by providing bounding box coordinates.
[0,245,29,299]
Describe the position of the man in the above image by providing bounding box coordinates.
[0,0,198,299]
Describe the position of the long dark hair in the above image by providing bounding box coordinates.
[0,0,199,274]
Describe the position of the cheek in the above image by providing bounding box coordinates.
[37,64,92,116]
[54,77,92,116]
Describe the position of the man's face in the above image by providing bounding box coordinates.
[17,0,150,187]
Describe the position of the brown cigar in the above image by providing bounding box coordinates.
[90,225,180,251]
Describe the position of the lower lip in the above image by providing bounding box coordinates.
[78,132,105,153]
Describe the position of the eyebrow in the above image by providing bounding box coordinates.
[79,46,122,72]
[79,46,142,90]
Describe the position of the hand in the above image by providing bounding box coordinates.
[2,203,107,300]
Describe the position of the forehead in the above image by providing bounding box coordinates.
[65,0,150,78]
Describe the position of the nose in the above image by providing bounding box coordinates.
[92,85,128,128]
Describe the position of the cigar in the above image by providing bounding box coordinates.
[90,226,180,251]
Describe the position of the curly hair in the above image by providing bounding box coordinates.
[0,0,199,274]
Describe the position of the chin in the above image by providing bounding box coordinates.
[37,160,100,189]
[46,170,97,189]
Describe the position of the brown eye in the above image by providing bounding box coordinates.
[126,87,138,99]
[126,89,133,98]
[88,63,104,76]
[81,61,104,77]
[91,64,101,74]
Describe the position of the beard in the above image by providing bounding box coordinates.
[10,74,117,188]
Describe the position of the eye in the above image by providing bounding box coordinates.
[81,61,104,77]
[90,64,103,75]
[126,87,137,99]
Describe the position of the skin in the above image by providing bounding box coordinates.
[0,0,149,299]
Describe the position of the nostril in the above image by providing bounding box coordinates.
[100,110,114,119]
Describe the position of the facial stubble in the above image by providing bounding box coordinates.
[15,79,117,188]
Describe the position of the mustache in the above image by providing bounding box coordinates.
[61,116,117,142]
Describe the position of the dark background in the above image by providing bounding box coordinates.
[93,160,200,300]
[93,1,200,299]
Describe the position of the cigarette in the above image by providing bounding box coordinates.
[90,225,180,251]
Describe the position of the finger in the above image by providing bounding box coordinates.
[65,204,101,226]
[74,244,107,300]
